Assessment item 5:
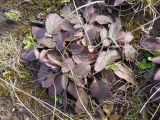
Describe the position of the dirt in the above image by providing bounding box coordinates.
[0,12,15,35]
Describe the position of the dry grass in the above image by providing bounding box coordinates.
[0,33,22,72]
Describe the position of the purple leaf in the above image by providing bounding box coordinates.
[94,50,120,72]
[37,63,49,83]
[21,50,37,62]
[154,69,160,81]
[84,24,99,44]
[123,44,137,61]
[61,58,75,73]
[100,26,111,47]
[67,82,78,99]
[117,32,134,45]
[60,6,71,18]
[114,0,125,6]
[109,18,121,39]
[72,48,98,64]
[75,88,88,114]
[83,4,97,22]
[48,74,64,96]
[62,74,69,89]
[150,56,160,64]
[53,32,64,51]
[68,73,85,87]
[39,37,56,48]
[114,62,137,85]
[32,26,46,40]
[91,15,113,24]
[73,63,91,78]
[140,37,160,51]
[68,43,84,54]
[89,79,113,103]
[45,13,62,34]
[41,72,56,88]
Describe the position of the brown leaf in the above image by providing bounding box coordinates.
[89,79,113,103]
[75,88,88,114]
[61,58,75,73]
[114,62,136,85]
[73,63,91,78]
[94,50,120,72]
[140,37,160,51]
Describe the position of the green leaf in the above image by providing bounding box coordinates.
[136,59,153,70]
[23,35,36,49]
[5,9,21,22]
[106,64,118,71]
[60,0,70,4]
